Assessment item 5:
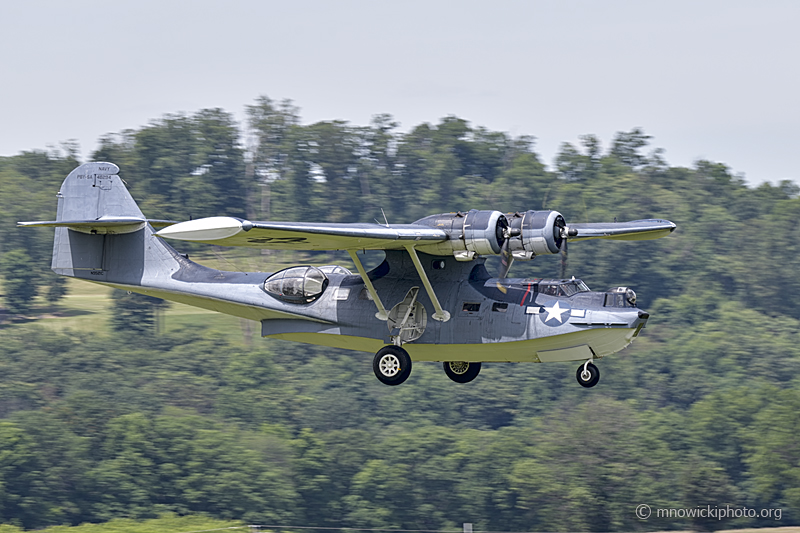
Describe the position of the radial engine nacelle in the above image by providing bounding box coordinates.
[413,209,568,261]
[505,210,573,260]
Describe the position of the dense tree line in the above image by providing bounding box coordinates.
[0,317,796,531]
[0,97,799,530]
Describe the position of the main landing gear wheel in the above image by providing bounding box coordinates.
[443,361,482,383]
[576,362,600,388]
[373,345,412,386]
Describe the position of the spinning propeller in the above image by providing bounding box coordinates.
[496,213,579,280]
[557,219,577,279]
[498,225,521,279]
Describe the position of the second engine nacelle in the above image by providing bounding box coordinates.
[413,209,509,259]
[506,210,568,259]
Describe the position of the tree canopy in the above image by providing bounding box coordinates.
[0,97,798,531]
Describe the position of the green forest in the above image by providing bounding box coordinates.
[1,96,799,532]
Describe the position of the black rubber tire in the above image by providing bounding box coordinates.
[576,362,600,388]
[442,361,482,383]
[373,345,412,386]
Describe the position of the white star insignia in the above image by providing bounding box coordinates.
[543,301,568,324]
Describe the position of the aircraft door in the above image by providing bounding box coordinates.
[511,302,523,324]
[484,300,526,341]
[482,301,501,342]
[446,280,484,344]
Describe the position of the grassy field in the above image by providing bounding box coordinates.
[0,252,275,344]
[0,248,372,346]
[0,515,244,532]
[24,277,249,345]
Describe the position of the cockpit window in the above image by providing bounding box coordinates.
[561,280,591,296]
[539,280,590,297]
[562,284,578,297]
[540,284,562,296]
[264,266,329,304]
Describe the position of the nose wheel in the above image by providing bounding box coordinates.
[576,361,600,388]
[443,361,482,383]
[373,345,412,386]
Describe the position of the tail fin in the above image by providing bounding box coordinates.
[55,162,144,223]
[19,162,182,285]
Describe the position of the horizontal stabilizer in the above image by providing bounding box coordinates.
[569,219,676,242]
[17,162,180,236]
[18,217,178,234]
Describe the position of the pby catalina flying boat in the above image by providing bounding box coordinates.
[20,163,676,387]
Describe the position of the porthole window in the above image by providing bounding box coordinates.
[264,266,329,304]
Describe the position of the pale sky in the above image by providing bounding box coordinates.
[1,0,798,186]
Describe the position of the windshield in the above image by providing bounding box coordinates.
[546,280,591,297]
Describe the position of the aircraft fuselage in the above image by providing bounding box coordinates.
[92,245,647,364]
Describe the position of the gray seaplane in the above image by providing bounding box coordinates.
[20,163,676,387]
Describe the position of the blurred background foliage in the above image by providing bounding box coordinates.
[0,97,798,531]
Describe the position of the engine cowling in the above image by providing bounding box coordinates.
[506,210,566,258]
[413,209,508,259]
[463,209,508,255]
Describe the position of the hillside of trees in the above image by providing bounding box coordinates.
[0,97,799,531]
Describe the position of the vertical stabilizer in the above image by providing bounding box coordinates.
[48,162,181,285]
[55,162,143,222]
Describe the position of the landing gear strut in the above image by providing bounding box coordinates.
[443,361,482,383]
[576,361,600,388]
[373,345,412,386]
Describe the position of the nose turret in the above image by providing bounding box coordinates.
[606,286,637,307]
[597,286,649,331]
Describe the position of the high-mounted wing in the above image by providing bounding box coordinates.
[155,211,677,256]
[155,216,448,250]
[568,219,676,242]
